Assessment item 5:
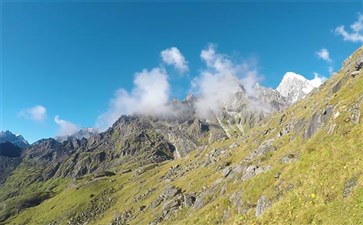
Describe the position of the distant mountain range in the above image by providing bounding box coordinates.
[0,130,29,148]
[55,128,98,142]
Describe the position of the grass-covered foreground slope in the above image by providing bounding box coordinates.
[2,47,363,225]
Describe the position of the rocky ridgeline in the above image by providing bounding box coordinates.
[0,64,291,188]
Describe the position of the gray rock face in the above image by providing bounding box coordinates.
[193,193,207,210]
[162,199,180,212]
[215,85,287,138]
[255,195,270,216]
[255,84,288,111]
[331,75,350,94]
[304,105,334,138]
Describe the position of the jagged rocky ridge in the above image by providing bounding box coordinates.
[0,130,29,148]
[0,80,289,184]
[1,47,362,225]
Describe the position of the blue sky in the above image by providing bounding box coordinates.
[1,1,362,143]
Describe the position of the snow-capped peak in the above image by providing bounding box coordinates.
[0,130,29,148]
[276,72,326,103]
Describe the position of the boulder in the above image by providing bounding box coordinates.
[351,71,360,78]
[222,167,232,177]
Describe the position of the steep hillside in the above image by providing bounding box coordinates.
[1,46,363,225]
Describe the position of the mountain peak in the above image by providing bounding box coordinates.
[0,130,29,148]
[281,71,307,82]
[276,72,325,103]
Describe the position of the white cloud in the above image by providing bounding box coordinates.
[335,13,363,43]
[161,47,189,73]
[96,67,172,130]
[311,72,327,88]
[315,48,332,62]
[54,115,79,136]
[97,45,262,127]
[328,66,334,74]
[192,44,261,118]
[19,105,47,122]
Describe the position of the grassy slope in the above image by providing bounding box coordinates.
[3,47,363,225]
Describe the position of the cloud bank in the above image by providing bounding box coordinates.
[311,72,327,88]
[96,67,171,130]
[54,115,79,136]
[161,47,189,73]
[335,13,363,43]
[97,45,262,128]
[19,105,47,122]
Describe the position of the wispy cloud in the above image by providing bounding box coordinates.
[54,115,79,136]
[96,67,172,130]
[335,13,363,43]
[315,48,332,62]
[161,47,189,74]
[192,44,261,118]
[311,72,328,87]
[328,66,334,75]
[19,105,47,122]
